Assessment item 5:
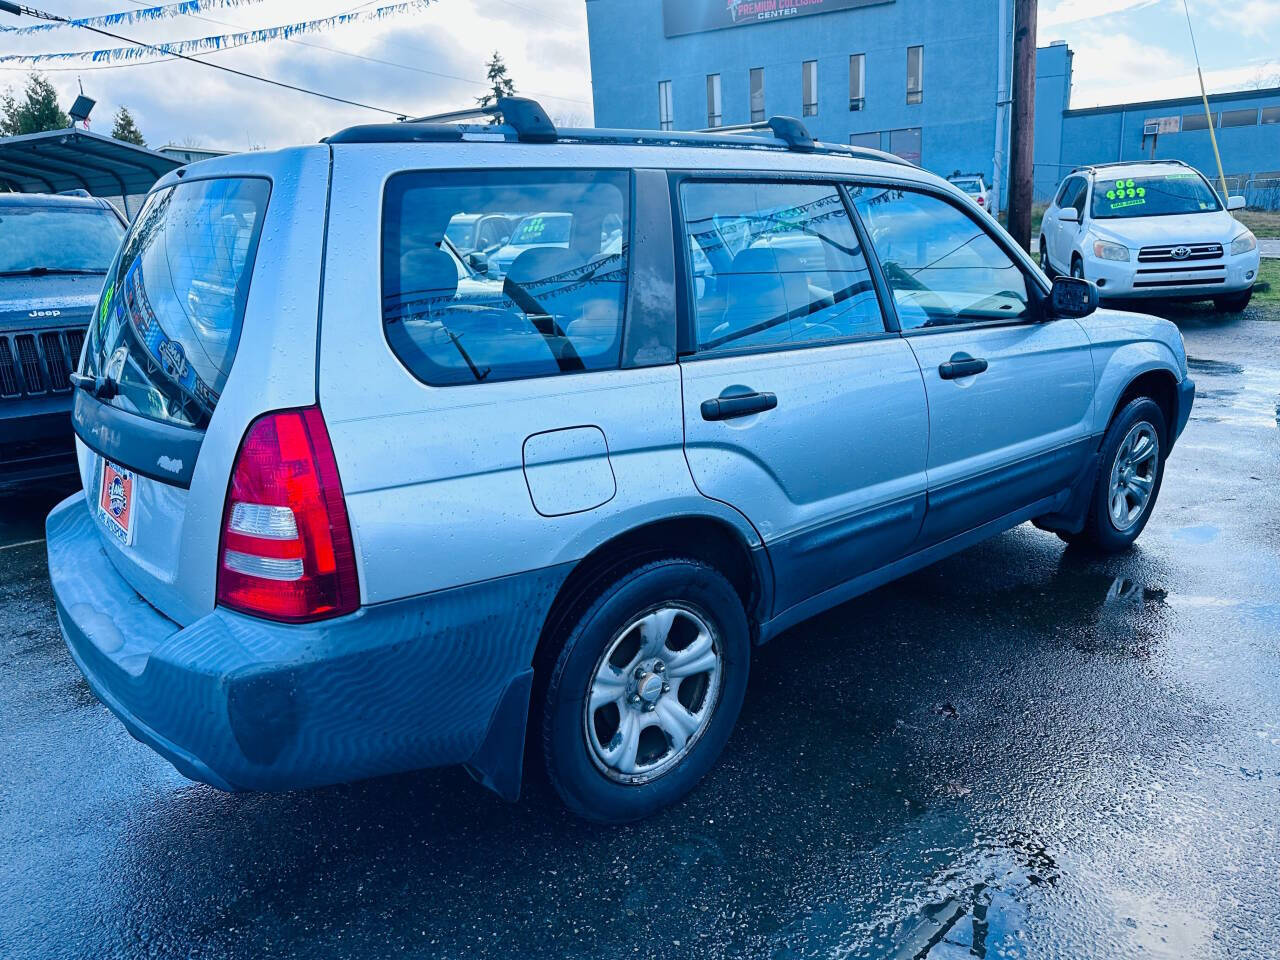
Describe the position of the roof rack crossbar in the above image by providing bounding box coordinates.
[401,96,556,143]
[1070,158,1192,175]
[698,115,815,153]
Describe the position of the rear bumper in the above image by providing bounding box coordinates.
[48,493,569,796]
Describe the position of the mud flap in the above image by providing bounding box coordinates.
[1032,449,1101,535]
[464,667,534,802]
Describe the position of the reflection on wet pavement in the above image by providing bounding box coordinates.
[1,310,1279,959]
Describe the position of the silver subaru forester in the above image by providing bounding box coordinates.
[49,100,1193,822]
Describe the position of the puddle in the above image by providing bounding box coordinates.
[1172,524,1221,544]
[1186,357,1244,375]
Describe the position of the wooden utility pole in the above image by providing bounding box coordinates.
[1008,0,1037,251]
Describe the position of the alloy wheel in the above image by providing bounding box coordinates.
[1108,421,1159,531]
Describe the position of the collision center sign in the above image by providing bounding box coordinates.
[663,0,892,37]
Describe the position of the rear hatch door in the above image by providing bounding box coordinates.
[73,149,330,625]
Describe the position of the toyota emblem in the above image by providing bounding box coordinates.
[1171,245,1191,260]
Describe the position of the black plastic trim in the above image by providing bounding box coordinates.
[72,390,203,488]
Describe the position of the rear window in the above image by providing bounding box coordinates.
[0,204,124,275]
[381,169,629,386]
[85,177,270,429]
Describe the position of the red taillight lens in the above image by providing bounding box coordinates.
[217,407,359,623]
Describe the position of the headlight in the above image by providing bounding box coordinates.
[1092,239,1130,261]
[1231,230,1257,256]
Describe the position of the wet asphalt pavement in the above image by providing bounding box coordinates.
[3,303,1279,960]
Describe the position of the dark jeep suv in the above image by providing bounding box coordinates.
[0,192,125,488]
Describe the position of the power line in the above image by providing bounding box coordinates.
[0,1,410,115]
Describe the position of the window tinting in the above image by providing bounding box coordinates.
[750,67,765,123]
[706,74,722,128]
[1221,108,1258,128]
[802,60,818,117]
[658,81,674,131]
[850,187,1030,330]
[906,45,923,104]
[1054,177,1078,207]
[382,170,629,387]
[849,53,865,111]
[889,126,922,164]
[85,177,269,429]
[680,181,885,353]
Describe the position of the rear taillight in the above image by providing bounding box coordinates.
[217,407,359,623]
[977,196,986,206]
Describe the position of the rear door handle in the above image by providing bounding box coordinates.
[701,391,778,421]
[938,354,989,380]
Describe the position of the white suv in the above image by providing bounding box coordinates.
[1040,161,1259,312]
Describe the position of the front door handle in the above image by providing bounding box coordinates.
[938,354,989,380]
[701,391,778,421]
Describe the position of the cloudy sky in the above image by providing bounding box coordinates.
[0,0,1277,150]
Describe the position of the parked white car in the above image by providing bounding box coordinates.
[947,173,994,214]
[1039,160,1259,312]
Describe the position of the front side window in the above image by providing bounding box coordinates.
[749,67,765,123]
[850,186,1031,330]
[1054,177,1079,207]
[907,45,924,104]
[849,53,865,111]
[680,180,885,353]
[1090,172,1221,219]
[85,177,270,429]
[658,80,674,131]
[0,204,124,275]
[382,169,629,386]
[706,74,722,128]
[802,60,818,117]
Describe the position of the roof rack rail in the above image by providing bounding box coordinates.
[325,96,911,167]
[1070,158,1192,175]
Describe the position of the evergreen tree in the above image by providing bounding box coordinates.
[475,51,516,124]
[110,106,146,146]
[0,74,69,137]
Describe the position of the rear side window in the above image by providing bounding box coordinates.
[679,180,885,353]
[87,177,270,429]
[381,169,630,386]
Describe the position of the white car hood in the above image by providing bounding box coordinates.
[1088,210,1243,247]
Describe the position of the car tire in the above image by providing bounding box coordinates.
[1213,289,1252,313]
[540,557,750,823]
[1070,255,1085,280]
[1059,397,1167,553]
[1040,238,1056,277]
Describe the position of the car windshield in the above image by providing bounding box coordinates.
[0,204,124,274]
[1091,172,1222,219]
[444,219,474,248]
[510,214,570,245]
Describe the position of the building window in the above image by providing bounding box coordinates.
[849,132,879,149]
[1221,108,1258,128]
[658,80,673,131]
[802,60,818,117]
[1262,106,1280,125]
[1182,111,1217,131]
[750,67,765,123]
[849,54,865,111]
[889,127,922,164]
[706,74,722,128]
[906,45,923,105]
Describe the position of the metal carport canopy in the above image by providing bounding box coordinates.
[0,127,180,199]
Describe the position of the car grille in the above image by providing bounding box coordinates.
[1137,243,1223,263]
[0,327,86,400]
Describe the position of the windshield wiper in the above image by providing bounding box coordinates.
[0,267,107,277]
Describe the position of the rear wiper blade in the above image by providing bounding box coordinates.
[70,372,119,400]
[0,267,106,277]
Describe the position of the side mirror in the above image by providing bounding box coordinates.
[1049,275,1098,319]
[1059,207,1080,223]
[466,251,490,276]
[1227,195,1246,211]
